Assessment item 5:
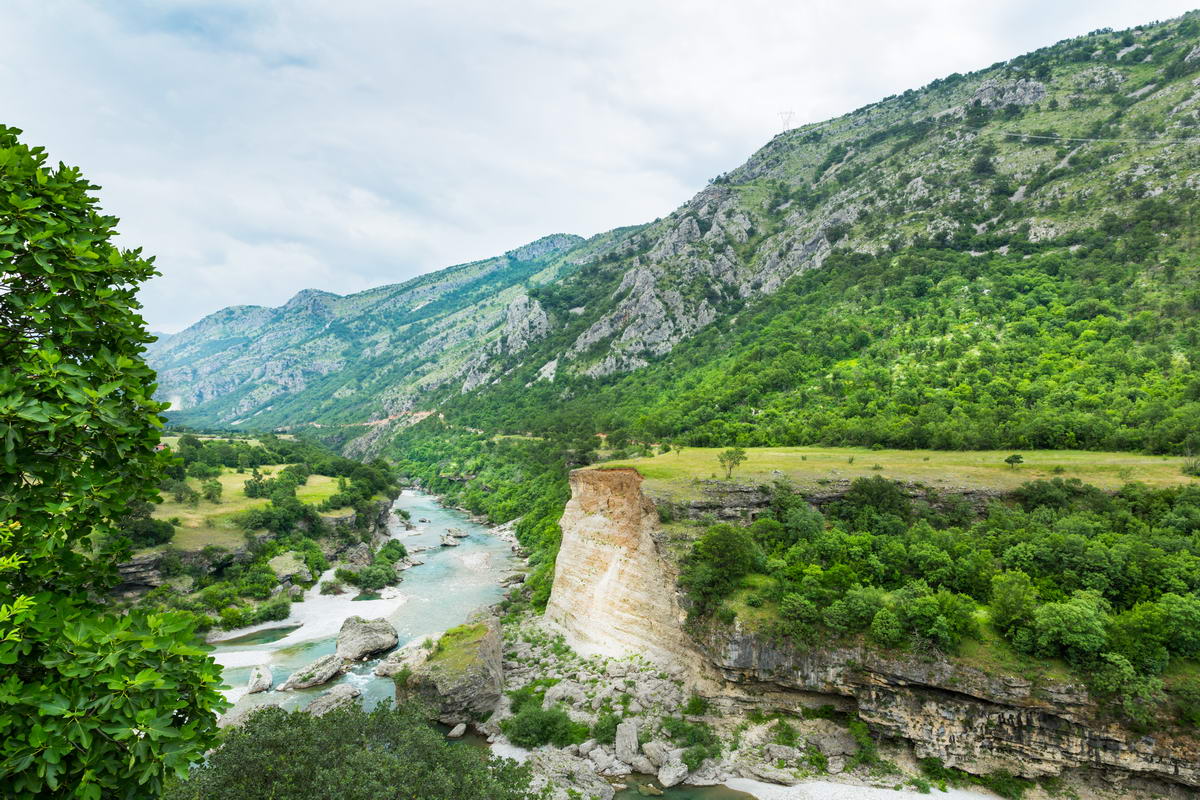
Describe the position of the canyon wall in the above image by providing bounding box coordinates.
[545,467,1200,797]
[545,468,694,665]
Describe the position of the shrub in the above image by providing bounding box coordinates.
[682,693,710,716]
[500,705,587,748]
[591,711,620,744]
[166,701,536,800]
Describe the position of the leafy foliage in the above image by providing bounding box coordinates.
[166,701,538,800]
[0,125,225,798]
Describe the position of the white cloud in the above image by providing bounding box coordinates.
[3,0,1195,331]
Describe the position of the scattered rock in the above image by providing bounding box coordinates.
[335,616,398,661]
[637,784,664,797]
[657,750,689,788]
[763,743,799,763]
[440,534,460,547]
[588,748,614,771]
[375,636,435,678]
[642,740,671,768]
[615,719,640,764]
[307,683,361,716]
[246,665,272,694]
[447,723,467,738]
[279,653,344,690]
[526,749,614,800]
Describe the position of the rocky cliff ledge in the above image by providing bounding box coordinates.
[546,467,1200,798]
[545,468,693,665]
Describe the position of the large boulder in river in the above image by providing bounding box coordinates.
[307,683,361,716]
[246,665,272,694]
[278,653,344,690]
[336,616,398,661]
[398,616,502,724]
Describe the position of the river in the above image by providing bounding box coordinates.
[210,489,518,715]
[208,490,984,800]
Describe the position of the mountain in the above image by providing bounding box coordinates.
[151,13,1200,452]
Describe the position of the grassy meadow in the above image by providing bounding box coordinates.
[599,446,1198,502]
[146,467,344,553]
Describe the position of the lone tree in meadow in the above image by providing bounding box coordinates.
[1005,453,1025,469]
[718,446,748,480]
[0,125,226,798]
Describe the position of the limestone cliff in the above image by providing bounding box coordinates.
[545,467,1200,797]
[545,468,692,665]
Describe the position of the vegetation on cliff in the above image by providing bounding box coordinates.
[681,475,1200,726]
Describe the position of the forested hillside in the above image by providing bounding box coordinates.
[154,13,1200,461]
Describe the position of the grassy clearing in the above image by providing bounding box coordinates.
[145,468,342,553]
[599,446,1197,502]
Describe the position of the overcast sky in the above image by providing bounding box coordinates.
[6,1,1197,332]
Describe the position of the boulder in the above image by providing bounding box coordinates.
[543,681,586,708]
[218,696,282,728]
[307,683,361,716]
[344,542,371,566]
[399,617,502,724]
[447,723,467,738]
[615,719,640,764]
[642,740,671,768]
[279,653,344,690]
[588,748,614,771]
[246,665,272,694]
[763,743,800,764]
[630,755,656,775]
[439,534,460,547]
[657,749,689,788]
[636,784,664,797]
[336,616,398,661]
[267,551,311,584]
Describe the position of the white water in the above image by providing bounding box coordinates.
[210,489,517,717]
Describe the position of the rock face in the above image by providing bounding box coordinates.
[399,617,503,724]
[336,616,399,661]
[246,665,272,694]
[278,653,344,690]
[615,719,640,765]
[545,468,691,664]
[547,466,1200,796]
[306,683,361,716]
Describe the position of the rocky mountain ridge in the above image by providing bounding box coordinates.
[150,13,1200,438]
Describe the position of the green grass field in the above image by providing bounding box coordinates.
[146,468,342,553]
[599,446,1198,502]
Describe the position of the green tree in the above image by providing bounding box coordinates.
[1004,454,1024,469]
[168,702,537,800]
[0,124,226,798]
[717,446,748,480]
[990,570,1038,636]
[1033,591,1110,666]
[201,478,223,504]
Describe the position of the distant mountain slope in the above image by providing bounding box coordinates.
[151,13,1200,442]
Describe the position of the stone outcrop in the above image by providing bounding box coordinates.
[335,616,399,661]
[398,616,503,724]
[278,653,344,691]
[306,683,361,716]
[246,665,272,694]
[545,466,1200,797]
[545,468,692,665]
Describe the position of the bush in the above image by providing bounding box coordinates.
[320,580,345,595]
[166,701,536,800]
[682,693,710,716]
[662,717,721,769]
[591,710,620,744]
[500,704,587,748]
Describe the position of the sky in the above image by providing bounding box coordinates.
[5,1,1198,332]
